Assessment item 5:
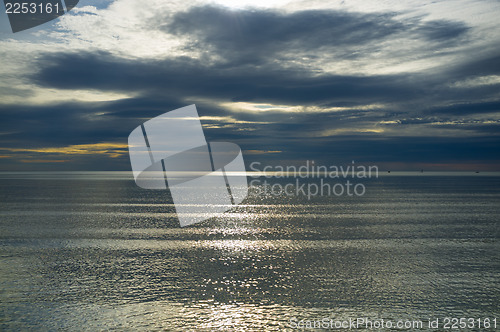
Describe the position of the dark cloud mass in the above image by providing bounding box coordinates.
[1,4,499,170]
[35,52,418,104]
[167,6,469,63]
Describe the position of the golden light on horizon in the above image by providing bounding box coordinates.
[2,142,129,159]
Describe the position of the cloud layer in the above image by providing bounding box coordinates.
[0,0,499,170]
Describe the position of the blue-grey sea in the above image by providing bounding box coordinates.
[0,172,499,330]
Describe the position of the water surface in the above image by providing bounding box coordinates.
[0,172,499,330]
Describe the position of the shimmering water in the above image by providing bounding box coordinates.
[0,172,499,330]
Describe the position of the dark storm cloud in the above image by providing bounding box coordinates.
[166,6,469,63]
[453,54,500,77]
[0,102,132,146]
[33,51,418,105]
[424,101,500,115]
[415,19,469,42]
[0,95,254,149]
[38,49,491,111]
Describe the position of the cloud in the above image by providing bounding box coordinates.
[416,19,469,42]
[424,101,500,116]
[163,5,473,76]
[0,1,499,170]
[3,142,128,158]
[168,6,469,57]
[30,51,428,107]
[167,7,406,62]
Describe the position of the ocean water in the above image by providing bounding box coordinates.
[0,172,499,330]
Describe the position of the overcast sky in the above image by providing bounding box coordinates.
[0,0,499,171]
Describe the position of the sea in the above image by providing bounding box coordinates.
[0,172,499,330]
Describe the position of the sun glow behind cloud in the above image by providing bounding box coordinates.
[220,102,386,113]
[0,87,133,105]
[2,143,129,160]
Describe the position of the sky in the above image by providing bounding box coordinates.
[0,0,499,171]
